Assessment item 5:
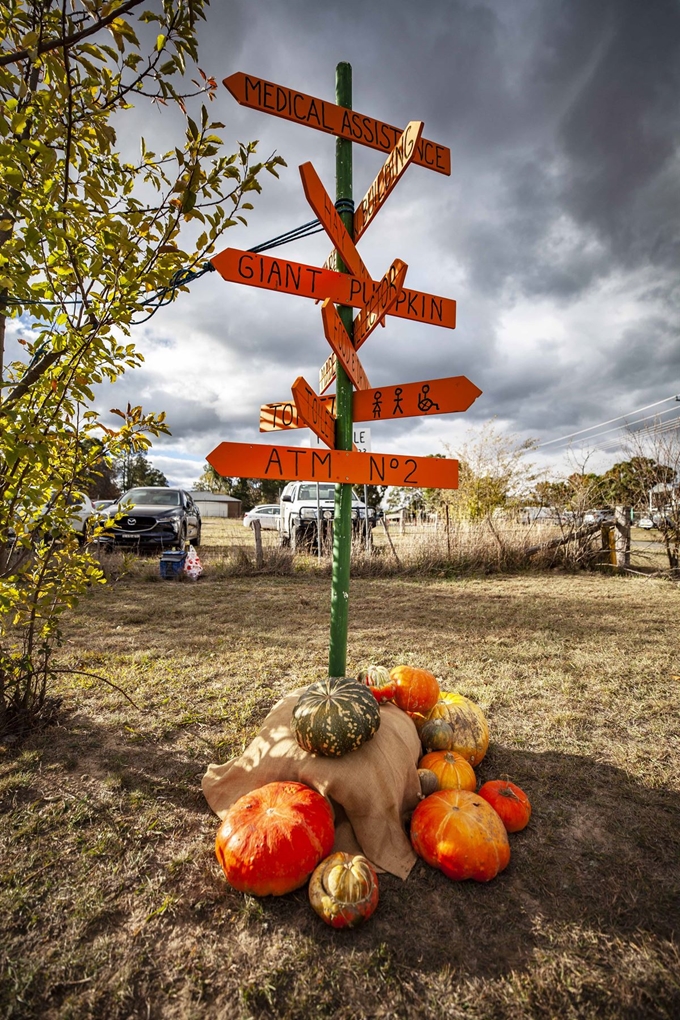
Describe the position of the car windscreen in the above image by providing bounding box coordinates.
[298,484,335,501]
[122,489,181,506]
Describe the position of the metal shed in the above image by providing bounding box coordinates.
[190,491,242,518]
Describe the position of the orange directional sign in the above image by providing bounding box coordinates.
[260,376,482,432]
[224,72,451,176]
[210,248,456,330]
[207,442,459,489]
[321,299,370,392]
[291,376,336,449]
[354,121,424,242]
[261,395,335,432]
[354,259,408,349]
[353,375,482,422]
[299,162,369,281]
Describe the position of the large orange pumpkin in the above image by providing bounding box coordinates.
[419,750,477,792]
[389,665,440,717]
[215,781,335,896]
[410,789,510,882]
[308,852,379,928]
[478,780,531,832]
[422,693,489,765]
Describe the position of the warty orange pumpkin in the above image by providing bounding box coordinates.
[215,781,335,896]
[410,789,510,882]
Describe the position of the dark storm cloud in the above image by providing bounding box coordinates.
[102,0,680,467]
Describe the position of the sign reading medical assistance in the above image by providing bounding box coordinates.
[223,73,451,176]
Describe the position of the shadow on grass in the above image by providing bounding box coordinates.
[252,744,680,979]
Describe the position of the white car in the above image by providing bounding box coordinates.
[70,494,96,538]
[243,505,281,530]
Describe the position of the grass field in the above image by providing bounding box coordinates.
[1,532,680,1018]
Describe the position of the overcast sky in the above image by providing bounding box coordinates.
[16,0,680,488]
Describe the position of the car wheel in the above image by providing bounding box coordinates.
[193,524,201,548]
[175,525,187,551]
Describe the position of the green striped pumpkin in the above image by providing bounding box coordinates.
[291,677,381,757]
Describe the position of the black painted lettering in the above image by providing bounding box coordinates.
[281,403,294,427]
[389,458,399,470]
[348,277,362,301]
[362,116,375,144]
[349,112,362,140]
[422,140,434,166]
[407,291,418,316]
[404,459,417,483]
[262,82,274,109]
[341,109,352,135]
[369,455,385,482]
[290,448,308,474]
[265,448,283,476]
[276,86,288,113]
[285,262,301,291]
[293,93,306,120]
[321,101,334,131]
[267,260,282,288]
[311,450,332,478]
[436,146,445,170]
[238,253,254,280]
[378,122,391,149]
[244,76,261,104]
[307,99,321,126]
[394,290,406,312]
[430,297,443,323]
[307,267,322,294]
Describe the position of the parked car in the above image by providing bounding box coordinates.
[94,499,115,511]
[100,487,201,550]
[6,493,95,546]
[278,481,376,547]
[243,505,281,530]
[584,510,613,525]
[636,516,655,530]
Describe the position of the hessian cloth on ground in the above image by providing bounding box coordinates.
[202,689,422,880]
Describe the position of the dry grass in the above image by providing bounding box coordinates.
[118,517,671,581]
[1,554,679,1017]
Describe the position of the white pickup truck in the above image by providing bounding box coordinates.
[278,480,377,549]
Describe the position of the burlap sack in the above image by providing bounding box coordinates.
[202,689,422,880]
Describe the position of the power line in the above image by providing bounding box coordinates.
[591,413,680,452]
[537,394,680,449]
[563,403,680,447]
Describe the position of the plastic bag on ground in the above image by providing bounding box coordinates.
[183,544,203,580]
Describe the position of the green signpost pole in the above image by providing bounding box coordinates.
[328,61,353,678]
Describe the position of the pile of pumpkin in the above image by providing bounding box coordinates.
[214,666,531,929]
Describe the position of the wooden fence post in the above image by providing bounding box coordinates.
[614,505,631,568]
[252,519,264,569]
[445,503,451,559]
[381,517,401,567]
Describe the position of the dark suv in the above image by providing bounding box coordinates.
[101,487,201,551]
